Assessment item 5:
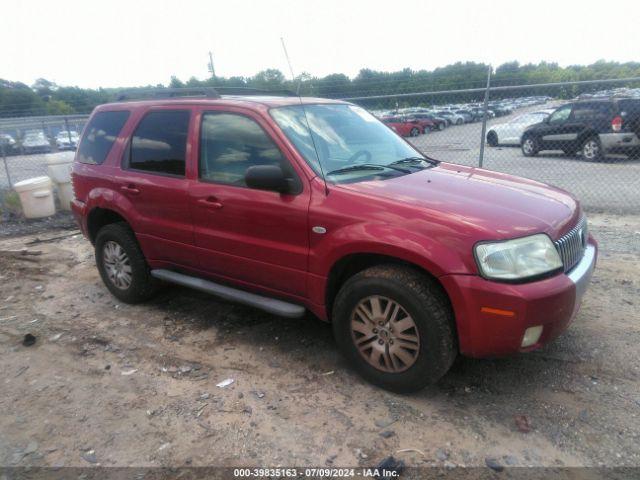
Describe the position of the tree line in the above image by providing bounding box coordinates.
[1,60,639,118]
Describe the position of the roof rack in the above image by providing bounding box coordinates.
[115,86,297,102]
[116,87,220,101]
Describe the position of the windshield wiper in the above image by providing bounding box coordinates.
[327,163,411,176]
[388,156,439,169]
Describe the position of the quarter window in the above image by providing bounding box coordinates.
[77,111,130,165]
[199,112,288,187]
[129,110,190,176]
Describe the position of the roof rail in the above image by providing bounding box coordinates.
[116,87,221,101]
[114,86,298,102]
[215,87,297,97]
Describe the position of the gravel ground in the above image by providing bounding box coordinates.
[0,213,638,475]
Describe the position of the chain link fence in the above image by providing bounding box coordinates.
[1,77,640,224]
[345,76,640,213]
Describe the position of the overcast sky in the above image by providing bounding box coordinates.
[2,0,638,89]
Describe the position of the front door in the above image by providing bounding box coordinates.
[539,104,581,151]
[189,108,310,298]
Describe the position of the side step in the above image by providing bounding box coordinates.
[150,269,306,318]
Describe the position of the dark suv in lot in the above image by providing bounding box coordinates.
[71,89,596,392]
[521,98,640,160]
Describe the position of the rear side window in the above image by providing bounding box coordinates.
[129,110,190,176]
[572,102,611,121]
[77,111,129,164]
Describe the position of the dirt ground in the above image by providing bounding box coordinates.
[0,213,639,472]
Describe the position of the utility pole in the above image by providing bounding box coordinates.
[207,51,216,80]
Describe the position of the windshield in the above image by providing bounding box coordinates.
[271,104,427,183]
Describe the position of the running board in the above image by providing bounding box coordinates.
[150,269,306,318]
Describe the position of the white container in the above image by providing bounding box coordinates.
[56,182,74,211]
[46,152,74,183]
[13,176,56,219]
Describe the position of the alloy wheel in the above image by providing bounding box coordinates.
[350,295,420,373]
[583,139,600,160]
[102,241,133,290]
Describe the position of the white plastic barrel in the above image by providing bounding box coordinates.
[13,176,56,219]
[56,182,74,210]
[46,152,74,210]
[46,152,73,183]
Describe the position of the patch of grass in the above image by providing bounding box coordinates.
[0,190,23,218]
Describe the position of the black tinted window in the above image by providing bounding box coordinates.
[129,111,189,176]
[199,112,287,186]
[572,102,611,120]
[77,111,129,164]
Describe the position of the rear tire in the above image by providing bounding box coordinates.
[438,122,445,131]
[95,222,159,304]
[486,131,498,147]
[521,136,539,157]
[410,127,420,137]
[332,265,456,393]
[581,136,603,162]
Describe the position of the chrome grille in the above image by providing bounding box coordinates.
[554,217,588,273]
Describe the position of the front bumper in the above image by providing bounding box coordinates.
[440,239,597,358]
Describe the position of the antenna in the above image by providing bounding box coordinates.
[279,37,329,195]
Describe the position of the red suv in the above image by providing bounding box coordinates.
[71,89,597,392]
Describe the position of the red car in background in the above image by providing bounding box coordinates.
[381,116,423,136]
[406,115,437,133]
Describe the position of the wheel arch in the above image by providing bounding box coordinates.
[324,252,453,322]
[87,207,130,244]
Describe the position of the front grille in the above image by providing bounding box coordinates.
[554,217,588,273]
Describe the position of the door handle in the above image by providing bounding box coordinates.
[120,184,140,195]
[197,196,223,209]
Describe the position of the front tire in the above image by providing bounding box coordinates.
[332,265,456,393]
[95,222,159,304]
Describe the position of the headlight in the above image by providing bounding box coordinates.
[474,234,562,281]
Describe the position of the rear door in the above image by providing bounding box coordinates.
[188,107,310,298]
[115,108,195,266]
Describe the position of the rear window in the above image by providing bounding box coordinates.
[618,99,640,117]
[77,111,130,164]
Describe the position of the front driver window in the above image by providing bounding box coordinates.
[199,112,289,187]
[548,106,572,124]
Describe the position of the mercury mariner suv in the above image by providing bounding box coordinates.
[71,88,597,392]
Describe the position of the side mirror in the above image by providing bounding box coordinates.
[245,165,293,194]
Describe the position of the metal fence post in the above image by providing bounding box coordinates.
[64,117,73,145]
[478,66,492,168]
[1,143,11,187]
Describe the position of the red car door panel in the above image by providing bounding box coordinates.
[188,107,311,297]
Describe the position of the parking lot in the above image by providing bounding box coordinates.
[2,103,639,214]
[406,108,640,213]
[1,213,639,471]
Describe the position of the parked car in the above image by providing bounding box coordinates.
[435,111,464,125]
[21,131,52,154]
[454,110,475,123]
[521,98,640,160]
[405,115,436,133]
[381,116,422,136]
[56,130,80,150]
[488,104,513,117]
[71,92,596,392]
[0,133,17,155]
[486,110,554,146]
[409,113,447,131]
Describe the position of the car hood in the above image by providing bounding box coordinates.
[337,162,579,241]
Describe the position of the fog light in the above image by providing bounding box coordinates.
[521,326,543,348]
